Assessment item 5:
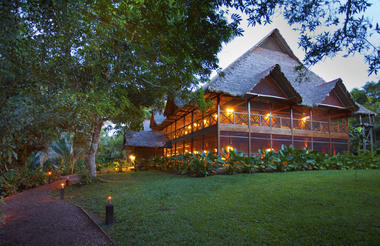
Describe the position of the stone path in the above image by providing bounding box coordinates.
[0,175,113,246]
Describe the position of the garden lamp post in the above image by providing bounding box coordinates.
[47,171,52,184]
[105,196,114,225]
[60,182,65,200]
[129,155,136,172]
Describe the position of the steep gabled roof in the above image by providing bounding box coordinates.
[315,79,358,110]
[206,28,332,107]
[248,64,302,103]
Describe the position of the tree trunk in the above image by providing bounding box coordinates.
[71,157,77,174]
[86,120,103,177]
[39,150,48,171]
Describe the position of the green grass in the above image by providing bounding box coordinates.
[66,170,380,245]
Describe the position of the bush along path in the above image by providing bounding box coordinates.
[152,145,380,177]
[0,175,113,246]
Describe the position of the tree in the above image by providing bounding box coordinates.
[1,0,379,177]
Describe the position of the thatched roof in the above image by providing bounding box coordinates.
[354,103,376,116]
[124,130,166,148]
[148,28,372,130]
[206,28,360,110]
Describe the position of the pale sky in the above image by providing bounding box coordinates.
[213,2,380,91]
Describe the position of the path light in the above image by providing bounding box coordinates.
[105,196,114,225]
[47,171,52,184]
[60,182,65,200]
[129,155,136,172]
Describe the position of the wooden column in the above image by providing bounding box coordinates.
[270,103,272,150]
[174,120,177,155]
[201,110,205,152]
[183,115,186,153]
[248,99,251,156]
[191,110,194,154]
[310,108,313,150]
[217,95,221,155]
[290,105,294,146]
[328,111,332,154]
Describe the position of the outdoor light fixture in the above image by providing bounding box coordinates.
[188,125,192,129]
[226,108,234,115]
[60,183,65,200]
[47,171,52,184]
[213,114,218,120]
[265,148,273,152]
[226,146,234,152]
[302,116,310,122]
[129,155,136,172]
[265,113,271,119]
[105,195,114,225]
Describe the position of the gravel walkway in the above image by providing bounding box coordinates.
[0,176,113,246]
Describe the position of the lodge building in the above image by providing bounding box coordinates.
[124,29,375,161]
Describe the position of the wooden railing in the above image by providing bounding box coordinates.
[220,110,346,134]
[167,111,218,140]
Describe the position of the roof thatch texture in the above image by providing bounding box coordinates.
[354,103,376,116]
[124,130,166,148]
[206,29,357,108]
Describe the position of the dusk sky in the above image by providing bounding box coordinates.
[213,1,380,91]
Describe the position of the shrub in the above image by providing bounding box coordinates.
[153,145,379,177]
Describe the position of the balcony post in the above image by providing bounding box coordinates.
[328,111,332,154]
[310,108,313,150]
[191,110,194,154]
[270,103,272,150]
[290,105,294,146]
[248,99,251,156]
[217,95,221,155]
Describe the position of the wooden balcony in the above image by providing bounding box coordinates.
[219,110,348,139]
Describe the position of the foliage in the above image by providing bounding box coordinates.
[0,168,53,197]
[65,170,380,245]
[78,168,93,185]
[350,80,380,151]
[153,145,379,177]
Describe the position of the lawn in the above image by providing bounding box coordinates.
[66,170,380,245]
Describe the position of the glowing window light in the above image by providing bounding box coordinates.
[203,119,207,124]
[265,113,271,119]
[213,114,218,119]
[193,151,199,154]
[188,125,192,129]
[193,123,197,127]
[226,108,234,114]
